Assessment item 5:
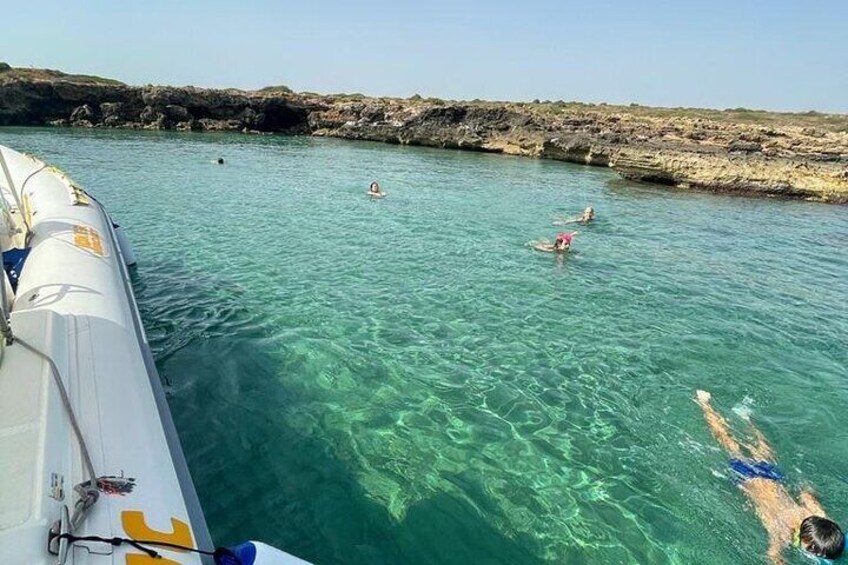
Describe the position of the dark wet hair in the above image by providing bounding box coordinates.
[217,157,224,164]
[800,516,845,560]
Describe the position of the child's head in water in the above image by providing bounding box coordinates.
[553,232,572,251]
[369,181,380,193]
[797,516,845,560]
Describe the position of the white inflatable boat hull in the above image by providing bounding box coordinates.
[0,144,309,565]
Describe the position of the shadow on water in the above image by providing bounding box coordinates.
[161,335,546,565]
[133,263,545,565]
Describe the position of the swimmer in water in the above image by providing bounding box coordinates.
[555,206,594,225]
[695,390,844,564]
[368,181,385,198]
[217,158,224,164]
[533,232,577,253]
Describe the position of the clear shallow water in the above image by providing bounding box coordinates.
[3,127,847,564]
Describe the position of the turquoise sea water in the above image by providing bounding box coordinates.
[2,127,847,564]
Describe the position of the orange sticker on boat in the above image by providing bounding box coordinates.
[73,225,105,256]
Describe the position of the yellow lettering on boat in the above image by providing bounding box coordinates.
[73,225,105,256]
[126,554,180,565]
[121,510,194,549]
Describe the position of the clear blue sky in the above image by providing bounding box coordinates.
[2,0,846,112]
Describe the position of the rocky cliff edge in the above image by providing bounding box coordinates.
[1,64,846,203]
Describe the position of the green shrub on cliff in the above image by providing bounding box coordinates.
[0,65,123,85]
[259,84,293,93]
[331,93,366,100]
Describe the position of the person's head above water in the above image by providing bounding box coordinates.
[217,157,224,165]
[583,206,595,219]
[369,181,380,192]
[553,232,573,250]
[797,516,845,560]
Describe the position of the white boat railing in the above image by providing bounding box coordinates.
[0,147,31,237]
[0,148,20,347]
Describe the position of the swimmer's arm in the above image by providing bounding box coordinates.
[695,390,743,457]
[554,217,579,225]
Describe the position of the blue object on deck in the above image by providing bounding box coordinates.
[2,248,31,292]
[729,458,784,482]
[215,541,257,565]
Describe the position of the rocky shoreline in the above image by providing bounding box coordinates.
[2,64,846,203]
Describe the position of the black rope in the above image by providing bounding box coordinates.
[54,533,241,563]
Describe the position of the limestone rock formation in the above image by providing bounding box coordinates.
[0,69,310,134]
[0,64,846,202]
